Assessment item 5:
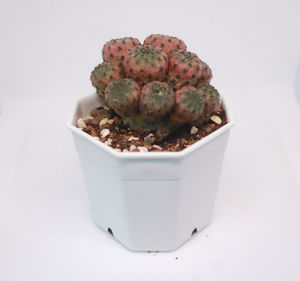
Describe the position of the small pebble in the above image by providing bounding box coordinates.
[190,126,198,135]
[77,118,86,128]
[129,145,136,151]
[114,148,121,152]
[93,136,99,141]
[99,117,109,126]
[128,136,139,141]
[104,139,112,146]
[123,149,129,152]
[210,115,222,125]
[152,144,163,150]
[83,115,93,121]
[100,128,110,138]
[138,146,148,152]
[108,119,115,125]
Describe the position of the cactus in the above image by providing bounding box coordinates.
[171,86,205,124]
[143,34,187,55]
[89,35,222,142]
[199,60,212,84]
[139,81,175,121]
[102,37,141,71]
[90,62,123,104]
[105,78,140,118]
[123,45,168,86]
[168,50,204,90]
[195,84,221,124]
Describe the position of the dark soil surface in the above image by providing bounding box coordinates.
[77,107,227,152]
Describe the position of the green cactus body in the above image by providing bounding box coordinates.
[102,37,141,71]
[195,84,221,125]
[105,78,140,118]
[143,34,187,55]
[90,62,123,104]
[171,86,205,124]
[139,81,175,121]
[168,50,204,90]
[124,45,168,87]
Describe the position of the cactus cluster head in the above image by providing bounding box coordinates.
[105,78,140,118]
[90,34,222,141]
[171,86,205,124]
[102,37,141,71]
[199,61,212,84]
[143,34,187,55]
[168,50,204,90]
[90,62,123,103]
[124,45,168,86]
[195,84,221,124]
[139,81,175,121]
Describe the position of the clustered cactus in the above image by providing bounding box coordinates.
[90,62,123,104]
[139,81,174,121]
[102,37,141,73]
[91,34,221,141]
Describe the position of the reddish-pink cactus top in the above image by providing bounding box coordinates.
[123,45,168,86]
[143,34,187,55]
[102,37,141,68]
[168,50,204,90]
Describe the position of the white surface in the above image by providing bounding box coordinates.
[69,94,233,251]
[1,0,300,280]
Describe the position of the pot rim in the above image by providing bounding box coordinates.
[68,93,235,159]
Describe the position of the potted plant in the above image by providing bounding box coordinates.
[68,35,234,251]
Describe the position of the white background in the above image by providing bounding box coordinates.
[1,0,300,280]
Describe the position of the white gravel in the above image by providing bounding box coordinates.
[99,117,109,126]
[190,126,198,134]
[77,118,86,128]
[100,128,110,138]
[138,146,148,152]
[210,115,222,124]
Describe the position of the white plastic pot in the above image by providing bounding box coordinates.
[68,93,234,252]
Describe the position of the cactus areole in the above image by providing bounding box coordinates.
[90,34,223,142]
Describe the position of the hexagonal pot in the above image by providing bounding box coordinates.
[68,93,234,252]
